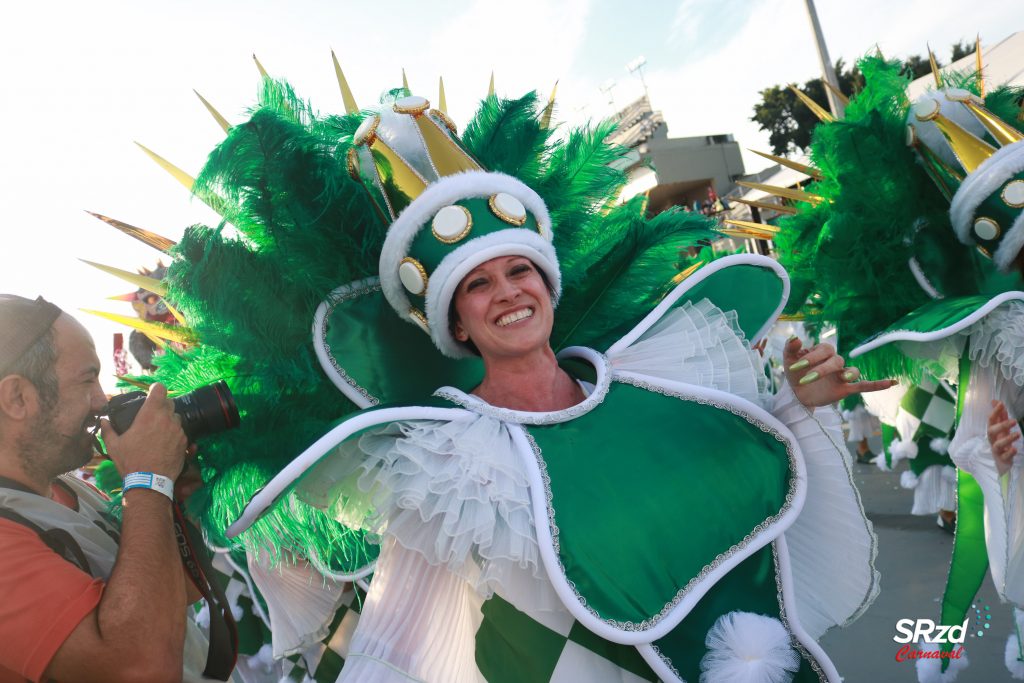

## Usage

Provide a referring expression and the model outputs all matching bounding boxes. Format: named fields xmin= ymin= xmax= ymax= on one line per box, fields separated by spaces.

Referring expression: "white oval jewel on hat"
xmin=432 ymin=205 xmax=473 ymax=243
xmin=399 ymin=257 xmax=429 ymax=296
xmin=408 ymin=307 xmax=430 ymax=333
xmin=973 ymin=217 xmax=1000 ymax=242
xmin=354 ymin=115 xmax=381 ymax=145
xmin=913 ymin=98 xmax=940 ymax=122
xmin=489 ymin=192 xmax=527 ymax=226
xmin=1003 ymin=180 xmax=1024 ymax=209
xmin=905 ymin=124 xmax=917 ymax=147
xmin=394 ymin=96 xmax=430 ymax=116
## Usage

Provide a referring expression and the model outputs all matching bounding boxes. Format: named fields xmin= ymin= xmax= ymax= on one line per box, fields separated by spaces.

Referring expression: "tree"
xmin=751 ymin=59 xmax=863 ymax=155
xmin=751 ymin=44 xmax=966 ymax=156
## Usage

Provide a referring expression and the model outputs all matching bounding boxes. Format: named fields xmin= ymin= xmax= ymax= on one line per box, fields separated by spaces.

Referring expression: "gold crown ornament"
xmin=907 ymin=87 xmax=1024 ymax=270
xmin=347 ymin=93 xmax=559 ymax=358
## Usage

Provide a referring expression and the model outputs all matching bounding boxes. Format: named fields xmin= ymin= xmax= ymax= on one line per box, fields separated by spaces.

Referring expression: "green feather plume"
xmin=777 ymin=55 xmax=1024 ymax=380
xmin=124 ymin=77 xmax=717 ymax=569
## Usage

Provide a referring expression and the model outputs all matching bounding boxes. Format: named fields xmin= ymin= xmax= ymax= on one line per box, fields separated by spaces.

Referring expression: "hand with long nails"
xmin=987 ymin=400 xmax=1020 ymax=476
xmin=782 ymin=336 xmax=897 ymax=408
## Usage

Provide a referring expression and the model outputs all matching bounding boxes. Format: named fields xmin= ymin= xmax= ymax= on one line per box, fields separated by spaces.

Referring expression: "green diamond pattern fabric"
xmin=475 ymin=594 xmax=658 ymax=683
xmin=897 ymin=376 xmax=957 ymax=441
xmin=281 ymin=583 xmax=365 ymax=682
xmin=204 ymin=549 xmax=366 ymax=682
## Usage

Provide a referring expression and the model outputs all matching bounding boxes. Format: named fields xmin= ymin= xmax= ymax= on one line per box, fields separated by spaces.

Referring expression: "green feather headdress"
xmin=98 ymin=74 xmax=715 ymax=569
xmin=775 ymin=55 xmax=1024 ymax=381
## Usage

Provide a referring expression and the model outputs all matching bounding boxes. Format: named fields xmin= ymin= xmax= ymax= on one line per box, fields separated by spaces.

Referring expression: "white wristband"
xmin=122 ymin=472 xmax=175 ymax=501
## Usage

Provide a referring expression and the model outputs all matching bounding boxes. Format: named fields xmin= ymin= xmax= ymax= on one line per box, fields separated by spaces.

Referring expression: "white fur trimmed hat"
xmin=348 ymin=95 xmax=560 ymax=358
xmin=907 ymin=88 xmax=1024 ymax=271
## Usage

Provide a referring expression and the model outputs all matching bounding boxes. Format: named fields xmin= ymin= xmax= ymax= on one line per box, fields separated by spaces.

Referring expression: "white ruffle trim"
xmin=699 ymin=611 xmax=800 ymax=683
xmin=910 ymin=466 xmax=957 ymax=516
xmin=246 ymin=549 xmax=352 ymax=658
xmin=312 ymin=415 xmax=559 ymax=608
xmin=915 ymin=643 xmax=969 ymax=683
xmin=608 ymin=298 xmax=771 ymax=408
xmin=964 ymin=300 xmax=1024 ymax=386
xmin=772 ymin=383 xmax=880 ymax=639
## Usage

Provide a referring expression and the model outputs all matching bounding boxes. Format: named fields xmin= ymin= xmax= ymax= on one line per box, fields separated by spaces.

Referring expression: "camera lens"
xmin=174 ymin=380 xmax=240 ymax=441
xmin=105 ymin=380 xmax=240 ymax=441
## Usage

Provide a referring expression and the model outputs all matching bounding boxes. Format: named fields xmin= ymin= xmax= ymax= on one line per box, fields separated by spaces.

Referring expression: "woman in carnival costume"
xmin=769 ymin=48 xmax=1024 ymax=681
xmin=96 ymin=61 xmax=890 ymax=681
xmin=860 ymin=376 xmax=958 ymax=530
xmin=213 ymin=71 xmax=897 ymax=680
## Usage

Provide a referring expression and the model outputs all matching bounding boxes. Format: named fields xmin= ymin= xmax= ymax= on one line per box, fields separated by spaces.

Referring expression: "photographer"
xmin=0 ymin=294 xmax=234 ymax=683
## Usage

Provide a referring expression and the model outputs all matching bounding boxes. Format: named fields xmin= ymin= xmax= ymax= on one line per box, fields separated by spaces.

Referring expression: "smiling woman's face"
xmin=452 ymin=255 xmax=554 ymax=361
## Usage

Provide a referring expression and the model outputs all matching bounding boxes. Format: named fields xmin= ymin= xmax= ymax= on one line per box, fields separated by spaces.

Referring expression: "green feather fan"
xmin=776 ymin=55 xmax=1024 ymax=381
xmin=128 ymin=78 xmax=717 ymax=568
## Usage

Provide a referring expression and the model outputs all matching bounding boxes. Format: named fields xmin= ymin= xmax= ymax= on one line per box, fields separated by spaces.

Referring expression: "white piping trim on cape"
xmin=225 ymin=405 xmax=477 ymax=538
xmin=773 ymin=534 xmax=842 ymax=683
xmin=950 ymin=141 xmax=1024 ymax=243
xmin=606 ymin=254 xmax=790 ymax=356
xmin=848 ymin=291 xmax=1024 ymax=358
xmin=313 ymin=278 xmax=383 ymax=409
xmin=511 ymin=370 xmax=809 ymax=645
xmin=908 ymin=257 xmax=944 ymax=299
xmin=434 ymin=346 xmax=607 ymax=424
xmin=633 ymin=535 xmax=842 ymax=683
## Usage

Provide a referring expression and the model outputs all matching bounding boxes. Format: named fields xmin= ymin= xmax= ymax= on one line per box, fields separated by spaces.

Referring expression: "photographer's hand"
xmin=46 ymin=382 xmax=190 ymax=682
xmin=100 ymin=383 xmax=188 ymax=480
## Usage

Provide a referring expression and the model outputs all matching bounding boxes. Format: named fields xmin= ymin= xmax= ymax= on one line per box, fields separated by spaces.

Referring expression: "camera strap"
xmin=173 ymin=503 xmax=239 ymax=681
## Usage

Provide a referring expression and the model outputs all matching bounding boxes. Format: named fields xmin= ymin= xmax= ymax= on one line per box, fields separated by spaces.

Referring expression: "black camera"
xmin=106 ymin=380 xmax=241 ymax=442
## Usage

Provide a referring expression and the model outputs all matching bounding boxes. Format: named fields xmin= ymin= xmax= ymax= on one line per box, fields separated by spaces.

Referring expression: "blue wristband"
xmin=122 ymin=471 xmax=175 ymax=501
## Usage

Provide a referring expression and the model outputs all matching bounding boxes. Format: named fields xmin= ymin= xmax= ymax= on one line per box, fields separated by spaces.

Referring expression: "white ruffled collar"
xmin=433 ymin=346 xmax=610 ymax=425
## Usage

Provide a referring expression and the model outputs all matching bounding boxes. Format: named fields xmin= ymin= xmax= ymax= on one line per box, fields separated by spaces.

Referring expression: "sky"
xmin=0 ymin=0 xmax=1019 ymax=390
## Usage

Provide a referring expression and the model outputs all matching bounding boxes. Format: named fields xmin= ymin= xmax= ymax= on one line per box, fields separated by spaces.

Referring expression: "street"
xmin=818 ymin=437 xmax=1014 ymax=682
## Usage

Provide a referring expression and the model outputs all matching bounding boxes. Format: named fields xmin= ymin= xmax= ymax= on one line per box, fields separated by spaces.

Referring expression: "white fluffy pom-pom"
xmin=251 ymin=643 xmax=275 ymax=673
xmin=873 ymin=452 xmax=892 ymax=472
xmin=930 ymin=437 xmax=950 ymax=455
xmin=916 ymin=642 xmax=969 ymax=683
xmin=1008 ymin=608 xmax=1024 ymax=680
xmin=1006 ymin=634 xmax=1024 ymax=679
xmin=699 ymin=611 xmax=800 ymax=683
xmin=194 ymin=602 xmax=210 ymax=629
xmin=891 ymin=437 xmax=919 ymax=462
xmin=901 ymin=470 xmax=920 ymax=489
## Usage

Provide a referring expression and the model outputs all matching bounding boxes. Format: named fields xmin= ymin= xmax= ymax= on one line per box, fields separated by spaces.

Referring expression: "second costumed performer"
xmin=221 ymin=83 xmax=888 ymax=682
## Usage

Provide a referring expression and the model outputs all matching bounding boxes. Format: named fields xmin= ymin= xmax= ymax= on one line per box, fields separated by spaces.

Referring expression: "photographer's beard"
xmin=15 ymin=400 xmax=98 ymax=483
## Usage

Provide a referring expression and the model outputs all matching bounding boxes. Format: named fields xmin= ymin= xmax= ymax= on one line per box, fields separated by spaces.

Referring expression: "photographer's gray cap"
xmin=0 ymin=295 xmax=63 ymax=377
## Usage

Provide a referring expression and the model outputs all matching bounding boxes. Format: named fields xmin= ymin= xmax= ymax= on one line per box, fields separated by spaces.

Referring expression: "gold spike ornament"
xmin=736 ymin=181 xmax=825 ymax=206
xmin=331 ymin=50 xmax=360 ymax=114
xmin=193 ymin=90 xmax=231 ymax=133
xmin=80 ymin=259 xmax=168 ymax=297
xmin=80 ymin=309 xmax=196 ymax=345
xmin=748 ymin=149 xmax=823 ymax=181
xmin=85 ymin=211 xmax=177 ymax=253
xmin=788 ymin=85 xmax=834 ymax=123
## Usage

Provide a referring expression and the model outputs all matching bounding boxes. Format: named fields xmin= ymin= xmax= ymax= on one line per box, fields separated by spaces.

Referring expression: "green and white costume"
xmin=230 ymin=256 xmax=879 ymax=683
xmin=772 ymin=52 xmax=1024 ymax=681
xmin=862 ymin=377 xmax=957 ymax=516
xmin=93 ymin=63 xmax=879 ymax=682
